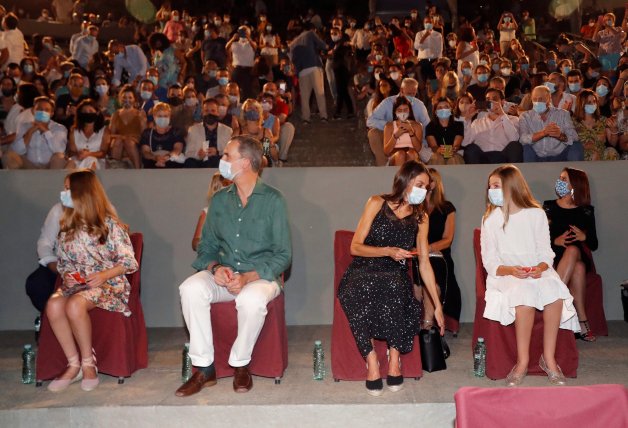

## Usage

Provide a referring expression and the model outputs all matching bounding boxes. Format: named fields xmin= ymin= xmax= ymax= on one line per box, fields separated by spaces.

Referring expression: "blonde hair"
xmin=241 ymin=98 xmax=264 ymax=125
xmin=427 ymin=167 xmax=447 ymax=213
xmin=152 ymin=102 xmax=172 ymax=114
xmin=483 ymin=164 xmax=540 ymax=228
xmin=59 ymin=170 xmax=121 ymax=245
xmin=207 ymin=172 xmax=228 ymax=202
xmin=436 ymin=71 xmax=460 ymax=100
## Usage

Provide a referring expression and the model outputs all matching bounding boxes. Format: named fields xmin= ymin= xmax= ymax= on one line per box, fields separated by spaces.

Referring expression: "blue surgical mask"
xmin=209 ymin=70 xmax=217 ymax=78
xmin=544 ymin=81 xmax=556 ymax=94
xmin=596 ymin=85 xmax=609 ymax=97
xmin=219 ymin=159 xmax=239 ymax=180
xmin=148 ymin=76 xmax=159 ymax=85
xmin=23 ymin=64 xmax=34 ymax=74
xmin=548 ymin=59 xmax=556 ymax=68
xmin=584 ymin=104 xmax=597 ymax=115
xmin=568 ymin=83 xmax=581 ymax=93
xmin=533 ymin=102 xmax=548 ymax=114
xmin=140 ymin=90 xmax=152 ymax=100
xmin=562 ymin=66 xmax=571 ymax=74
xmin=424 ymin=23 xmax=433 ymax=30
xmin=488 ymin=188 xmax=504 ymax=206
xmin=462 ymin=68 xmax=472 ymax=76
xmin=367 ymin=65 xmax=374 ymax=73
xmin=492 ymin=63 xmax=500 ymax=72
xmin=60 ymin=190 xmax=74 ymax=208
xmin=436 ymin=108 xmax=452 ymax=119
xmin=244 ymin=110 xmax=260 ymax=121
xmin=34 ymin=110 xmax=51 ymax=123
xmin=520 ymin=63 xmax=529 ymax=72
xmin=477 ymin=74 xmax=489 ymax=83
xmin=95 ymin=84 xmax=109 ymax=95
xmin=589 ymin=70 xmax=599 ymax=79
xmin=408 ymin=186 xmax=427 ymax=205
xmin=555 ymin=179 xmax=572 ymax=198
xmin=154 ymin=117 xmax=170 ymax=128
xmin=218 ymin=77 xmax=229 ymax=86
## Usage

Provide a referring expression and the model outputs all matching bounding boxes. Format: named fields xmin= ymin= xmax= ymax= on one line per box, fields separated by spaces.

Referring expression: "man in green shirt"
xmin=176 ymin=136 xmax=291 ymax=397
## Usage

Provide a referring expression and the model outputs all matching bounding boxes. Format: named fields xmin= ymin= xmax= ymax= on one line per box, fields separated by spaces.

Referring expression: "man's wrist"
xmin=210 ymin=263 xmax=222 ymax=275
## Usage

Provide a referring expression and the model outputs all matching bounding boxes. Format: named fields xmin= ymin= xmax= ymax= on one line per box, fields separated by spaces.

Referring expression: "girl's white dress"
xmin=480 ymin=207 xmax=579 ymax=331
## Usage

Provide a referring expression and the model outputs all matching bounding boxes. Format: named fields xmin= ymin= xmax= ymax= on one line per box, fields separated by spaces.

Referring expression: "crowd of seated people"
xmin=0 ymin=3 xmax=627 ymax=169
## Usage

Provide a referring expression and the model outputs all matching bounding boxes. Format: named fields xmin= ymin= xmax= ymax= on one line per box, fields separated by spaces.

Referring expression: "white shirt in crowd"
xmin=37 ymin=203 xmax=63 ymax=267
xmin=519 ymin=106 xmax=578 ymax=158
xmin=12 ymin=120 xmax=68 ymax=166
xmin=0 ymin=28 xmax=26 ymax=66
xmin=351 ymin=29 xmax=372 ymax=50
xmin=414 ymin=29 xmax=443 ymax=60
xmin=71 ymin=128 xmax=106 ymax=169
xmin=463 ymin=114 xmax=520 ymax=151
xmin=72 ymin=34 xmax=99 ymax=69
xmin=230 ymin=40 xmax=255 ymax=67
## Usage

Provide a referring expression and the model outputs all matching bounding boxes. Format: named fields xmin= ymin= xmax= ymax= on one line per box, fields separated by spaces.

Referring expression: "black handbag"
xmin=419 ymin=326 xmax=448 ymax=372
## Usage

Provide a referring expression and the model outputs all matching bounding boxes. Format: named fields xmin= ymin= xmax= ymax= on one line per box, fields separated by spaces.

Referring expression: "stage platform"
xmin=1 ymin=322 xmax=627 ymax=427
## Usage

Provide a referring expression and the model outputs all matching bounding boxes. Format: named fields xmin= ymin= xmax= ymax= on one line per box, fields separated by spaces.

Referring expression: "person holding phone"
xmin=497 ymin=12 xmax=518 ymax=57
xmin=383 ymin=96 xmax=423 ymax=166
xmin=226 ymin=26 xmax=257 ymax=100
xmin=481 ymin=165 xmax=578 ymax=387
xmin=338 ymin=161 xmax=444 ymax=396
xmin=45 ymin=170 xmax=138 ymax=392
xmin=543 ymin=168 xmax=599 ymax=341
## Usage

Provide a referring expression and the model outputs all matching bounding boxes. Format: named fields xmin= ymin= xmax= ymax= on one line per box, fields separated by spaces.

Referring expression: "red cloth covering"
xmin=581 ymin=245 xmax=608 ymax=336
xmin=331 ymin=230 xmax=422 ymax=381
xmin=210 ymin=292 xmax=288 ymax=379
xmin=455 ymin=384 xmax=628 ymax=428
xmin=471 ymin=228 xmax=579 ymax=380
xmin=36 ymin=233 xmax=148 ymax=381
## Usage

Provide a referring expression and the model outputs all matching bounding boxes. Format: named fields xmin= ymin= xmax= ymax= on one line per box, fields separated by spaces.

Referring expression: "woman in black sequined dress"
xmin=338 ymin=161 xmax=444 ymax=396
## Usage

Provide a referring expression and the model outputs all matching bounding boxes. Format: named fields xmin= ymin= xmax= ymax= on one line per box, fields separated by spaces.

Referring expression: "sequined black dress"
xmin=338 ymin=202 xmax=422 ymax=358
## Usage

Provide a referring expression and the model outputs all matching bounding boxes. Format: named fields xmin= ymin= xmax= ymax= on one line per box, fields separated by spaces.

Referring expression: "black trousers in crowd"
xmin=334 ymin=67 xmax=354 ymax=117
xmin=232 ymin=65 xmax=255 ymax=100
xmin=184 ymin=156 xmax=220 ymax=168
xmin=463 ymin=141 xmax=523 ymax=164
xmin=25 ymin=265 xmax=58 ymax=312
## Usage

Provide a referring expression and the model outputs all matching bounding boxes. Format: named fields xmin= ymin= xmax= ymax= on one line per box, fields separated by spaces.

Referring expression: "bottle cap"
xmin=24 ymin=344 xmax=32 ymax=350
xmin=478 ymin=337 xmax=484 ymax=343
xmin=184 ymin=342 xmax=190 ymax=349
xmin=314 ymin=340 xmax=322 ymax=346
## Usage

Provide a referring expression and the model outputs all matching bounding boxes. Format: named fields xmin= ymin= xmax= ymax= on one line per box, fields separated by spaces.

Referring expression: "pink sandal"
xmin=47 ymin=355 xmax=83 ymax=392
xmin=80 ymin=353 xmax=99 ymax=392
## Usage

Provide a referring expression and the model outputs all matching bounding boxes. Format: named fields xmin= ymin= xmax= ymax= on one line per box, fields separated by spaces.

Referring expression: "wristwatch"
xmin=210 ymin=264 xmax=222 ymax=275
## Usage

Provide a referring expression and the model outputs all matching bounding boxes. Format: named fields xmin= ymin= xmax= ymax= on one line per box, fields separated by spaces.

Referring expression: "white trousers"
xmin=179 ymin=270 xmax=280 ymax=368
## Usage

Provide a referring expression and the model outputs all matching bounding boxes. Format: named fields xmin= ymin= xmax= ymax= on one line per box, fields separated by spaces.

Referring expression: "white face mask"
xmin=219 ymin=159 xmax=240 ymax=180
xmin=407 ymin=186 xmax=427 ymax=205
xmin=488 ymin=188 xmax=504 ymax=206
xmin=60 ymin=190 xmax=74 ymax=208
xmin=448 ymin=40 xmax=456 ymax=48
xmin=396 ymin=111 xmax=409 ymax=121
xmin=390 ymin=72 xmax=401 ymax=80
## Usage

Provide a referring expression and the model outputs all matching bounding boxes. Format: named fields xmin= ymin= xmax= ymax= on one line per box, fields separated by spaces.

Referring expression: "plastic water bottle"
xmin=34 ymin=316 xmax=41 ymax=343
xmin=313 ymin=340 xmax=325 ymax=380
xmin=22 ymin=344 xmax=35 ymax=384
xmin=182 ymin=343 xmax=192 ymax=383
xmin=473 ymin=337 xmax=486 ymax=377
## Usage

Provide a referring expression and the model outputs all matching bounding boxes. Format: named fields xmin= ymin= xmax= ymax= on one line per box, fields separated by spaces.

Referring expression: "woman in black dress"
xmin=418 ymin=168 xmax=462 ymax=333
xmin=338 ymin=161 xmax=444 ymax=396
xmin=543 ymin=167 xmax=598 ymax=341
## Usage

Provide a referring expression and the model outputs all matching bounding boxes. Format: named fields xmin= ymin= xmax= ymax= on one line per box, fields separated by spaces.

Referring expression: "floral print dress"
xmin=56 ymin=217 xmax=138 ymax=316
xmin=574 ymin=117 xmax=619 ymax=161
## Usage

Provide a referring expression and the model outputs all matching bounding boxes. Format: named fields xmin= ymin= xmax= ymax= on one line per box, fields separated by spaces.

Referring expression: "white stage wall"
xmin=1 ymin=162 xmax=626 ymax=330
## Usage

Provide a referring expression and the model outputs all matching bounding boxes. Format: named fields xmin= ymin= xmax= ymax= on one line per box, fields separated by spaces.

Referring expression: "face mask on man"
xmin=60 ymin=189 xmax=74 ymax=208
xmin=34 ymin=110 xmax=51 ymax=123
xmin=203 ymin=113 xmax=219 ymax=125
xmin=533 ymin=101 xmax=548 ymax=114
xmin=23 ymin=64 xmax=34 ymax=74
xmin=477 ymin=74 xmax=489 ymax=83
xmin=219 ymin=159 xmax=240 ymax=180
xmin=424 ymin=23 xmax=433 ymax=30
xmin=407 ymin=186 xmax=427 ymax=205
xmin=568 ymin=83 xmax=580 ymax=93
xmin=488 ymin=188 xmax=504 ymax=206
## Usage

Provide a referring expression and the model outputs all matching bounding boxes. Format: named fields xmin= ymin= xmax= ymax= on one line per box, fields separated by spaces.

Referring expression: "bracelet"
xmin=210 ymin=264 xmax=222 ymax=275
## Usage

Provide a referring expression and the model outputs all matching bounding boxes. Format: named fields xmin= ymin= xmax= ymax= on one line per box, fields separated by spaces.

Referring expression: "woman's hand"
xmin=434 ymin=305 xmax=445 ymax=336
xmin=527 ymin=263 xmax=548 ymax=279
xmin=64 ymin=273 xmax=79 ymax=286
xmin=387 ymin=247 xmax=413 ymax=261
xmin=569 ymin=225 xmax=586 ymax=242
xmin=554 ymin=230 xmax=573 ymax=247
xmin=86 ymin=271 xmax=109 ymax=288
xmin=498 ymin=265 xmax=529 ymax=279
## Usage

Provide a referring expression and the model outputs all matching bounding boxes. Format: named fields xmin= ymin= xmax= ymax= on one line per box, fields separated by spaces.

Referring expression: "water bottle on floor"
xmin=182 ymin=343 xmax=192 ymax=383
xmin=313 ymin=340 xmax=325 ymax=380
xmin=22 ymin=344 xmax=35 ymax=384
xmin=473 ymin=338 xmax=486 ymax=377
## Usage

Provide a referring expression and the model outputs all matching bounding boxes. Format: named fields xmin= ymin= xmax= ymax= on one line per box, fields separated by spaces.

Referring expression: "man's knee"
xmin=49 ymin=153 xmax=67 ymax=169
xmin=566 ymin=141 xmax=584 ymax=161
xmin=235 ymin=288 xmax=270 ymax=315
xmin=2 ymin=151 xmax=22 ymax=169
xmin=523 ymin=144 xmax=538 ymax=162
xmin=179 ymin=273 xmax=210 ymax=300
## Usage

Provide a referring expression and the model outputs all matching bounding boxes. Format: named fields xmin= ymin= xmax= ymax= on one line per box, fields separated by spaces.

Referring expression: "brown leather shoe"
xmin=175 ymin=369 xmax=217 ymax=397
xmin=233 ymin=366 xmax=253 ymax=393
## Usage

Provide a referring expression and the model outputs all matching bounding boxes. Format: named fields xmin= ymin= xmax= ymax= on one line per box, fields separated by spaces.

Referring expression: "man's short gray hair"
xmin=233 ymin=136 xmax=263 ymax=173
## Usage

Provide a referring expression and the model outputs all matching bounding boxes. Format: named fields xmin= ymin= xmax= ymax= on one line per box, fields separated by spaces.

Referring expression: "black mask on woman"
xmin=78 ymin=112 xmax=98 ymax=123
xmin=1 ymin=88 xmax=14 ymax=97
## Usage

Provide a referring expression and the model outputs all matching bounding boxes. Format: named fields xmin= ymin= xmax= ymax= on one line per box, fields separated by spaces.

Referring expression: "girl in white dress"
xmin=480 ymin=165 xmax=579 ymax=387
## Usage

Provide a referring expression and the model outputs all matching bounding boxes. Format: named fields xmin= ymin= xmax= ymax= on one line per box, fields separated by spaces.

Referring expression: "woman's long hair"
xmin=483 ymin=164 xmax=540 ymax=227
xmin=427 ymin=167 xmax=447 ymax=213
xmin=382 ymin=160 xmax=430 ymax=223
xmin=564 ymin=167 xmax=591 ymax=207
xmin=59 ymin=170 xmax=121 ymax=245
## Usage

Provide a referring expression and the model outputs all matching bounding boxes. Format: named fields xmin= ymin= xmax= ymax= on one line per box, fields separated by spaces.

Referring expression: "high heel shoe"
xmin=539 ymin=355 xmax=566 ymax=386
xmin=366 ymin=378 xmax=384 ymax=396
xmin=80 ymin=353 xmax=100 ymax=392
xmin=576 ymin=320 xmax=596 ymax=342
xmin=505 ymin=365 xmax=527 ymax=387
xmin=48 ymin=355 xmax=83 ymax=392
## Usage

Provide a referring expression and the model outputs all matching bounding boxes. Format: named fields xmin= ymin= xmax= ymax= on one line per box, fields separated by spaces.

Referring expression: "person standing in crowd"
xmin=72 ymin=24 xmax=99 ymax=70
xmin=45 ymin=170 xmax=138 ymax=392
xmin=176 ymin=136 xmax=291 ymax=397
xmin=455 ymin=26 xmax=479 ymax=80
xmin=226 ymin=26 xmax=257 ymax=100
xmin=481 ymin=164 xmax=578 ymax=387
xmin=519 ymin=86 xmax=582 ymax=162
xmin=419 ymin=168 xmax=462 ymax=331
xmin=520 ymin=10 xmax=536 ymax=41
xmin=497 ymin=12 xmax=518 ymax=57
xmin=414 ymin=16 xmax=443 ymax=85
xmin=338 ymin=161 xmax=444 ymax=396
xmin=289 ymin=23 xmax=329 ymax=125
xmin=593 ymin=13 xmax=626 ymax=77
xmin=0 ymin=13 xmax=26 ymax=69
xmin=331 ymin=29 xmax=355 ymax=120
xmin=109 ymin=40 xmax=149 ymax=88
xmin=544 ymin=168 xmax=599 ymax=342
xmin=148 ymin=33 xmax=180 ymax=91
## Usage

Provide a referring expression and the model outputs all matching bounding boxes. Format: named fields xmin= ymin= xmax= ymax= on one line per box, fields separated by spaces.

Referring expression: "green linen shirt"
xmin=192 ymin=179 xmax=292 ymax=285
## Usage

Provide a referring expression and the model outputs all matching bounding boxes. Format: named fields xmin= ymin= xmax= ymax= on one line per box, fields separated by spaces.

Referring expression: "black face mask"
xmin=168 ymin=97 xmax=183 ymax=106
xmin=78 ymin=112 xmax=98 ymax=123
xmin=1 ymin=88 xmax=14 ymax=97
xmin=203 ymin=113 xmax=219 ymax=126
